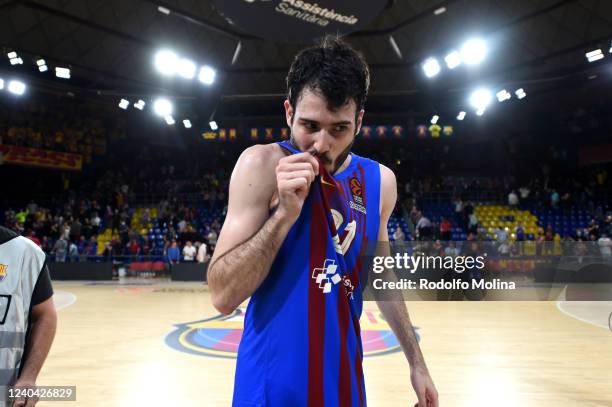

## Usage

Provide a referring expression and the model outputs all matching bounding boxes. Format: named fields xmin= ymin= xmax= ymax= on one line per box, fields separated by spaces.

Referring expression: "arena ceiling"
xmin=1 ymin=0 xmax=611 ymax=123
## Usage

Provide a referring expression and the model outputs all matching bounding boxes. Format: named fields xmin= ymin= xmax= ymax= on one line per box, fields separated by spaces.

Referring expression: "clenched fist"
xmin=275 ymin=152 xmax=320 ymax=223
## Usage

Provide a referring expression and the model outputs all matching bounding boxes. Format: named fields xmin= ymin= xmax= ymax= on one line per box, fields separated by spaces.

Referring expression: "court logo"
xmin=0 ymin=264 xmax=7 ymax=282
xmin=166 ymin=308 xmax=413 ymax=358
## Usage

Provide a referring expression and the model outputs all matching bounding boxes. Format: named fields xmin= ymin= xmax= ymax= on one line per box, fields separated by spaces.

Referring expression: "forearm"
xmin=18 ymin=313 xmax=57 ymax=383
xmin=377 ymin=300 xmax=427 ymax=371
xmin=208 ymin=212 xmax=292 ymax=313
xmin=374 ymin=238 xmax=427 ymax=371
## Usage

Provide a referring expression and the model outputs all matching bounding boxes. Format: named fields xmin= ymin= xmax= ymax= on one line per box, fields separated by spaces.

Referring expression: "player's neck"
xmin=332 ymin=153 xmax=352 ymax=176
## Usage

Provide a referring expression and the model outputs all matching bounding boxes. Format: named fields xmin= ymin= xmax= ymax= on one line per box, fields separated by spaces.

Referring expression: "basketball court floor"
xmin=39 ymin=280 xmax=612 ymax=406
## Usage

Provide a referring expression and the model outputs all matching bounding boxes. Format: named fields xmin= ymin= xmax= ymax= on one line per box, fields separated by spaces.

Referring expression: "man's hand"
xmin=11 ymin=378 xmax=38 ymax=407
xmin=275 ymin=152 xmax=319 ymax=223
xmin=411 ymin=365 xmax=439 ymax=407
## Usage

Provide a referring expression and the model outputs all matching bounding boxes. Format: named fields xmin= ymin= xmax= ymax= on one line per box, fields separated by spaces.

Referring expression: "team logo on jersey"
xmin=166 ymin=308 xmax=415 ymax=358
xmin=0 ymin=264 xmax=7 ymax=282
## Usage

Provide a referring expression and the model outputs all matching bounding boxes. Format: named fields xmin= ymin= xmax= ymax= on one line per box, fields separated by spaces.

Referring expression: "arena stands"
xmin=2 ymin=99 xmax=611 ymax=273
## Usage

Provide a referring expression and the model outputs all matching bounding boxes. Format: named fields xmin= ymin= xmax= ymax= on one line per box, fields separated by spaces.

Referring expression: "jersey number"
xmin=331 ymin=209 xmax=356 ymax=255
xmin=0 ymin=295 xmax=11 ymax=325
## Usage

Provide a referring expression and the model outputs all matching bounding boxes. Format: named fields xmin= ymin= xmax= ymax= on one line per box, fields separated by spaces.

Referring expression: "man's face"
xmin=284 ymin=88 xmax=364 ymax=174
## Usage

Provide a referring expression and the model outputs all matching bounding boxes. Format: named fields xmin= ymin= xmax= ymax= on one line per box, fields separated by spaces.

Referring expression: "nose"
xmin=312 ymin=129 xmax=332 ymax=155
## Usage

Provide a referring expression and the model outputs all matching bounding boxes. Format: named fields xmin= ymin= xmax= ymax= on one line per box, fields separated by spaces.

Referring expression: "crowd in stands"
xmin=3 ymin=164 xmax=610 ymax=266
xmin=0 ymin=99 xmax=126 ymax=163
xmin=2 ymin=99 xmax=611 ymax=266
xmin=2 ymin=194 xmax=223 ymax=265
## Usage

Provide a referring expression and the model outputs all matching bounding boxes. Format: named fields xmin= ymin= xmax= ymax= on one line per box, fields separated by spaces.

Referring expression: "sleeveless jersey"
xmin=233 ymin=141 xmax=381 ymax=407
xmin=0 ymin=228 xmax=44 ymax=406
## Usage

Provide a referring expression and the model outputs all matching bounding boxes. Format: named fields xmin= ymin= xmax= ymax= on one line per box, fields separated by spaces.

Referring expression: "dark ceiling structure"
xmin=1 ymin=0 xmax=611 ymax=126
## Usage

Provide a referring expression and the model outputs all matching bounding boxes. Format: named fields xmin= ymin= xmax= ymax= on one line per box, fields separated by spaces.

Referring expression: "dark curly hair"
xmin=286 ymin=35 xmax=370 ymax=122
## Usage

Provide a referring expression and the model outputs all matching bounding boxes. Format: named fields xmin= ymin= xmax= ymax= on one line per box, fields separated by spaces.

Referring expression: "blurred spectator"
xmin=508 ymin=190 xmax=519 ymax=207
xmin=416 ymin=212 xmax=432 ymax=240
xmin=495 ymin=227 xmax=508 ymax=244
xmin=26 ymin=230 xmax=41 ymax=247
xmin=587 ymin=219 xmax=600 ymax=239
xmin=467 ymin=213 xmax=479 ymax=235
xmin=118 ymin=221 xmax=129 ymax=245
xmin=439 ymin=218 xmax=452 ymax=241
xmin=128 ymin=238 xmax=141 ymax=256
xmin=196 ymin=241 xmax=209 ymax=263
xmin=533 ymin=231 xmax=543 ymax=256
xmin=519 ymin=185 xmax=530 ymax=205
xmin=102 ymin=242 xmax=112 ymax=259
xmin=550 ymin=189 xmax=560 ymax=210
xmin=544 ymin=225 xmax=555 ymax=255
xmin=182 ymin=241 xmax=197 ymax=262
xmin=86 ymin=236 xmax=98 ymax=256
xmin=167 ymin=240 xmax=180 ymax=264
xmin=598 ymin=233 xmax=611 ymax=259
xmin=498 ymin=240 xmax=511 ymax=257
xmin=68 ymin=241 xmax=79 ymax=262
xmin=53 ymin=236 xmax=68 ymax=262
xmin=69 ymin=217 xmax=82 ymax=241
xmin=77 ymin=236 xmax=87 ymax=254
xmin=206 ymin=227 xmax=218 ymax=251
xmin=141 ymin=236 xmax=152 ymax=256
xmin=515 ymin=222 xmax=525 ymax=254
xmin=165 ymin=225 xmax=178 ymax=243
xmin=393 ymin=227 xmax=405 ymax=242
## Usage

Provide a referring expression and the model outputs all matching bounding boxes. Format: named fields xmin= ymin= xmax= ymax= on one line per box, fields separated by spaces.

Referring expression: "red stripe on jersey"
xmin=352 ymin=314 xmax=365 ymax=407
xmin=308 ymin=188 xmax=327 ymax=407
xmin=357 ymin=163 xmax=367 ymax=208
xmin=338 ymin=280 xmax=352 ymax=407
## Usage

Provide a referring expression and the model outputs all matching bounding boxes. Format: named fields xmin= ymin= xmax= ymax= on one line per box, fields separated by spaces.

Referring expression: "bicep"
xmin=211 ymin=147 xmax=276 ymax=264
xmin=31 ymin=297 xmax=56 ymax=321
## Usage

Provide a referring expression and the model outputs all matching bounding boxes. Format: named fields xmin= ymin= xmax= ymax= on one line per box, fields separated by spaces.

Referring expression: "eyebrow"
xmin=299 ymin=118 xmax=352 ymax=126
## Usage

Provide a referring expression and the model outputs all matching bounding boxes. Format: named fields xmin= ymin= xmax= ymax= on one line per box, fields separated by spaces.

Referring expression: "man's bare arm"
xmin=16 ymin=297 xmax=57 ymax=385
xmin=208 ymin=145 xmax=318 ymax=314
xmin=375 ymin=165 xmax=427 ymax=369
xmin=375 ymin=164 xmax=438 ymax=406
xmin=209 ymin=211 xmax=293 ymax=314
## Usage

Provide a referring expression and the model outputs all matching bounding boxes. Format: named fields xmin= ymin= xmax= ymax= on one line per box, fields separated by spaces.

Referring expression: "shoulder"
xmin=378 ymin=163 xmax=397 ymax=193
xmin=228 ymin=144 xmax=286 ymax=205
xmin=0 ymin=226 xmax=18 ymax=245
xmin=375 ymin=163 xmax=397 ymax=219
xmin=235 ymin=143 xmax=285 ymax=173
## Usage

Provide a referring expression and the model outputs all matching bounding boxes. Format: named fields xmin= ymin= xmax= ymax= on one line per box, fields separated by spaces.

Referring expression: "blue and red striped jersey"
xmin=233 ymin=140 xmax=382 ymax=407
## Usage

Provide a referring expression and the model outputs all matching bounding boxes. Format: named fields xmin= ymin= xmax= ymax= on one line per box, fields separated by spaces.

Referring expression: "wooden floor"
xmin=37 ymin=280 xmax=612 ymax=407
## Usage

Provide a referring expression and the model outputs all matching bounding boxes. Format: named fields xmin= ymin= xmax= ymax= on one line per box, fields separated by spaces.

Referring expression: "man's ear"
xmin=355 ymin=109 xmax=365 ymax=135
xmin=284 ymin=100 xmax=293 ymax=128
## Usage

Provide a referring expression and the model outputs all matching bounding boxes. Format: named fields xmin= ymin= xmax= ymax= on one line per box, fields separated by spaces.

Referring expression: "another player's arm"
xmin=375 ymin=164 xmax=438 ymax=407
xmin=208 ymin=145 xmax=318 ymax=315
xmin=13 ymin=296 xmax=57 ymax=393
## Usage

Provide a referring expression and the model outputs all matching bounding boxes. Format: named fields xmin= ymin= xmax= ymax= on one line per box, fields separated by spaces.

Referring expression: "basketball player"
xmin=0 ymin=226 xmax=57 ymax=407
xmin=208 ymin=37 xmax=438 ymax=407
